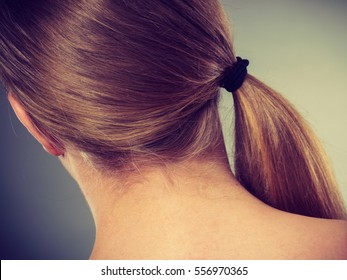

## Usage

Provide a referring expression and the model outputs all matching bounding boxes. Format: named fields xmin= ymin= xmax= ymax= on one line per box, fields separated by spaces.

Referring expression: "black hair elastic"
xmin=220 ymin=57 xmax=249 ymax=93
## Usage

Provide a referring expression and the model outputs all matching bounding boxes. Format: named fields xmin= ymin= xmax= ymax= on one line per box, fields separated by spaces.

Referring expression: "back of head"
xmin=0 ymin=0 xmax=346 ymax=219
xmin=0 ymin=0 xmax=234 ymax=169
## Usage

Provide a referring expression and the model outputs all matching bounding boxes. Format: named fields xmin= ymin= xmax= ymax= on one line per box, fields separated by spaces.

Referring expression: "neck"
xmin=62 ymin=149 xmax=257 ymax=259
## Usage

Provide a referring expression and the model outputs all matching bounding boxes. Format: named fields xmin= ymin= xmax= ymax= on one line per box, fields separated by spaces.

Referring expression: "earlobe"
xmin=42 ymin=142 xmax=64 ymax=157
xmin=8 ymin=93 xmax=64 ymax=157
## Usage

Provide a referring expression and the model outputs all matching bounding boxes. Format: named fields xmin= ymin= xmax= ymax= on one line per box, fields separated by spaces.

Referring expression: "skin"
xmin=8 ymin=94 xmax=347 ymax=260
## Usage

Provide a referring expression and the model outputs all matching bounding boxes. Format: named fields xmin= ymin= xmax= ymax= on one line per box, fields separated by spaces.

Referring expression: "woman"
xmin=0 ymin=0 xmax=346 ymax=259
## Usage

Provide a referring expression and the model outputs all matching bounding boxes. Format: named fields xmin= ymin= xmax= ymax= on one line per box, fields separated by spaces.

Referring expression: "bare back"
xmin=89 ymin=184 xmax=347 ymax=260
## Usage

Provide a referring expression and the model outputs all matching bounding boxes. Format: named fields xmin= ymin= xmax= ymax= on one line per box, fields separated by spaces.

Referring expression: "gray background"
xmin=1 ymin=0 xmax=346 ymax=259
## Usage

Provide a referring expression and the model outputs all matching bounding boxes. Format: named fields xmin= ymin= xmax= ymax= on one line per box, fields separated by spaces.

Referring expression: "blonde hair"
xmin=0 ymin=0 xmax=345 ymax=218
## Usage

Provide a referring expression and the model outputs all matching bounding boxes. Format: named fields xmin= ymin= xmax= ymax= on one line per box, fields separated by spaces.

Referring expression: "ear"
xmin=8 ymin=93 xmax=64 ymax=156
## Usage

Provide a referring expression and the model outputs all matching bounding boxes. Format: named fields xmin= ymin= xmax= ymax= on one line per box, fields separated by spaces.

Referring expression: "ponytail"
xmin=232 ymin=75 xmax=346 ymax=219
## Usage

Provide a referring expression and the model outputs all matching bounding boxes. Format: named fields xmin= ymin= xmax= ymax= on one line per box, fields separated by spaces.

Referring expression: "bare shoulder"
xmin=305 ymin=218 xmax=347 ymax=259
xmin=271 ymin=211 xmax=347 ymax=259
